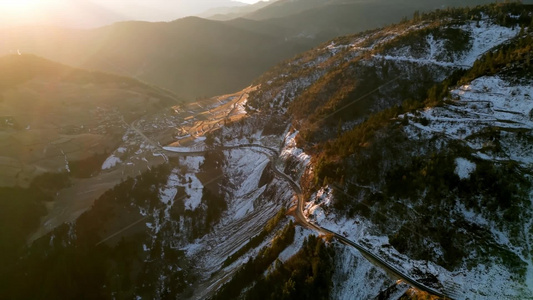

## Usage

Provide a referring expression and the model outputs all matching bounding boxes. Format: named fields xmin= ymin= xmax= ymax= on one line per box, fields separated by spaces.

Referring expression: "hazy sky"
xmin=0 ymin=0 xmax=265 ymax=28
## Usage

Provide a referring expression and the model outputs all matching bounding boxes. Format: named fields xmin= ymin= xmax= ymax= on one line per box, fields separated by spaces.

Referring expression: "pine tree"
xmin=413 ymin=10 xmax=420 ymax=21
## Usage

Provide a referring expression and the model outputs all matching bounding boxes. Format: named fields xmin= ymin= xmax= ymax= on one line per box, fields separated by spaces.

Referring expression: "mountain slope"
xmin=0 ymin=54 xmax=182 ymax=294
xmin=200 ymin=0 xmax=274 ymax=21
xmin=244 ymin=2 xmax=533 ymax=299
xmin=246 ymin=0 xmax=499 ymax=20
xmin=0 ymin=54 xmax=178 ymax=187
xmin=0 ymin=0 xmax=501 ymax=101
xmin=0 ymin=17 xmax=309 ymax=100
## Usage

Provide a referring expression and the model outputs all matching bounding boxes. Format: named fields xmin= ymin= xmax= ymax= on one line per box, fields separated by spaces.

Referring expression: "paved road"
xmin=127 ymin=119 xmax=455 ymax=299
xmin=165 ymin=144 xmax=454 ymax=299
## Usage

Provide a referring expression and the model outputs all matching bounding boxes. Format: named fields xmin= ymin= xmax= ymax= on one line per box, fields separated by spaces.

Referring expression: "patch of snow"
xmin=183 ymin=174 xmax=203 ymax=211
xmin=458 ymin=20 xmax=520 ymax=66
xmin=373 ymin=54 xmax=458 ymax=67
xmin=60 ymin=149 xmax=70 ymax=173
xmin=233 ymin=185 xmax=266 ymax=220
xmin=376 ymin=20 xmax=519 ymax=69
xmin=331 ymin=244 xmax=395 ymax=300
xmin=405 ymin=76 xmax=533 ymax=167
xmin=325 ymin=41 xmax=351 ymax=55
xmin=450 ymin=263 xmax=531 ymax=300
xmin=139 ymin=207 xmax=147 ymax=217
xmin=281 ymin=130 xmax=311 ymax=166
xmin=182 ymin=242 xmax=203 ymax=257
xmin=116 ymin=147 xmax=127 ymax=154
xmin=163 ymin=146 xmax=206 ymax=153
xmin=455 ymin=201 xmax=490 ymax=227
xmin=101 ymin=155 xmax=121 ymax=170
xmin=159 ymin=173 xmax=179 ymax=205
xmin=306 ymin=186 xmax=334 ymax=223
xmin=278 ymin=227 xmax=313 ymax=262
xmin=454 ymin=157 xmax=476 ymax=180
xmin=181 ymin=156 xmax=205 ymax=172
xmin=224 ymin=149 xmax=269 ymax=201
xmin=235 ymin=96 xmax=248 ymax=115
xmin=313 ymin=194 xmax=533 ymax=300
xmin=396 ymin=74 xmax=533 ymax=297
xmin=524 ymin=187 xmax=533 ymax=294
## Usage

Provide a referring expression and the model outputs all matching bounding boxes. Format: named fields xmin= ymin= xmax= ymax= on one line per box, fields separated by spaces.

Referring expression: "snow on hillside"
xmin=159 ymin=173 xmax=179 ymax=206
xmin=458 ymin=20 xmax=519 ymax=66
xmin=331 ymin=245 xmax=398 ymax=300
xmin=253 ymin=17 xmax=519 ymax=118
xmin=395 ymin=74 xmax=533 ymax=299
xmin=280 ymin=130 xmax=311 ymax=168
xmin=224 ymin=149 xmax=268 ymax=202
xmin=183 ymin=147 xmax=295 ymax=299
xmin=101 ymin=155 xmax=121 ymax=170
xmin=277 ymin=227 xmax=313 ymax=262
xmin=454 ymin=157 xmax=476 ymax=180
xmin=253 ymin=23 xmax=432 ymax=113
xmin=403 ymin=75 xmax=533 ymax=167
xmin=302 ymin=187 xmax=401 ymax=299
xmin=375 ymin=20 xmax=519 ymax=68
xmin=306 ymin=188 xmax=533 ymax=299
xmin=181 ymin=157 xmax=204 ymax=210
xmin=303 ymin=189 xmax=415 ymax=299
xmin=156 ymin=156 xmax=206 ymax=218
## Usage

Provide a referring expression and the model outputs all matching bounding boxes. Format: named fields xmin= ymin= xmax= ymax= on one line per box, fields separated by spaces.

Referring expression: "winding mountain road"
xmin=128 ymin=118 xmax=454 ymax=299
xmin=163 ymin=143 xmax=453 ymax=299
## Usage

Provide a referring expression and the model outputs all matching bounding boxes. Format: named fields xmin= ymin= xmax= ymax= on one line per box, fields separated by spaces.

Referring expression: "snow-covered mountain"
xmin=242 ymin=3 xmax=533 ymax=299
xmin=2 ymin=2 xmax=532 ymax=300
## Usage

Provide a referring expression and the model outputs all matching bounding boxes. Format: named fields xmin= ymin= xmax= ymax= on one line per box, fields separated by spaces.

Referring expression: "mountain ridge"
xmin=0 ymin=0 xmax=502 ymax=100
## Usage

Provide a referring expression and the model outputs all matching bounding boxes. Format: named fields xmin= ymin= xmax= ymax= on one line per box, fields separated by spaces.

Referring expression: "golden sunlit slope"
xmin=0 ymin=54 xmax=178 ymax=187
xmin=0 ymin=17 xmax=308 ymax=100
xmin=0 ymin=0 xmax=501 ymax=102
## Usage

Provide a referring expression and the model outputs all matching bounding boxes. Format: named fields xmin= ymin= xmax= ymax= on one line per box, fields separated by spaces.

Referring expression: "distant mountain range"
xmin=0 ymin=0 xmax=500 ymax=100
xmin=201 ymin=1 xmax=275 ymax=21
xmin=0 ymin=0 xmax=253 ymax=28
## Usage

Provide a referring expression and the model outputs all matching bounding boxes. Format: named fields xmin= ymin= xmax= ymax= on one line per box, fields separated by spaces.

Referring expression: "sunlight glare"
xmin=0 ymin=0 xmax=56 ymax=26
xmin=0 ymin=0 xmax=40 ymax=13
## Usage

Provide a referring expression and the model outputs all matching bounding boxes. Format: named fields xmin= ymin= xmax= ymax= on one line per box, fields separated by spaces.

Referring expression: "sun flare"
xmin=0 ymin=0 xmax=41 ymax=14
